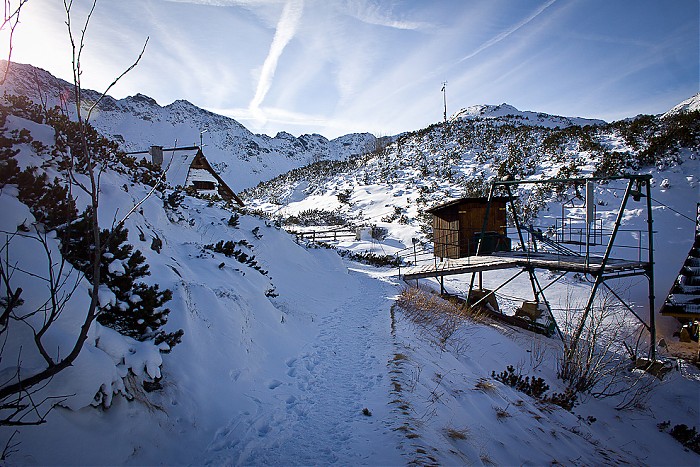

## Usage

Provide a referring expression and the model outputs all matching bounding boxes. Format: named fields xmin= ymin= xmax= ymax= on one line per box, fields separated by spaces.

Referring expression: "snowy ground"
xmin=7 ymin=250 xmax=700 ymax=465
xmin=2 ymin=109 xmax=699 ymax=465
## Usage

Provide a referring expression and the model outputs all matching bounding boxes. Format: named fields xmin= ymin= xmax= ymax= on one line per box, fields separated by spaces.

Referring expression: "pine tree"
xmin=60 ymin=213 xmax=182 ymax=350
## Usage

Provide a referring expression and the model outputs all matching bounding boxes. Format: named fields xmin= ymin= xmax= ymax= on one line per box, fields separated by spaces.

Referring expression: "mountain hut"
xmin=148 ymin=145 xmax=244 ymax=206
xmin=427 ymin=197 xmax=511 ymax=259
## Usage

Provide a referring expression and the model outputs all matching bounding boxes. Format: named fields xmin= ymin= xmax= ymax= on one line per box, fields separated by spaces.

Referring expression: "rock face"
xmin=0 ymin=61 xmax=377 ymax=191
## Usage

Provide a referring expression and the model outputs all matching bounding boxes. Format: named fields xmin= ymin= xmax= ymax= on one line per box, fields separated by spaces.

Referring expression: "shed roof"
xmin=426 ymin=196 xmax=512 ymax=214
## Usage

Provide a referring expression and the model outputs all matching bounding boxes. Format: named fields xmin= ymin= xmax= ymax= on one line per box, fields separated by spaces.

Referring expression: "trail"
xmin=201 ymin=265 xmax=404 ymax=465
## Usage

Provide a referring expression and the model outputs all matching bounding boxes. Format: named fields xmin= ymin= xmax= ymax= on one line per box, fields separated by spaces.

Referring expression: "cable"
xmin=650 ymin=197 xmax=696 ymax=223
xmin=603 ymin=187 xmax=696 ymax=223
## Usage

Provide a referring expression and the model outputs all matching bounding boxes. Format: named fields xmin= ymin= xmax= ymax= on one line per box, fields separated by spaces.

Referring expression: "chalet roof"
xmin=160 ymin=146 xmax=200 ymax=187
xmin=426 ymin=196 xmax=512 ymax=214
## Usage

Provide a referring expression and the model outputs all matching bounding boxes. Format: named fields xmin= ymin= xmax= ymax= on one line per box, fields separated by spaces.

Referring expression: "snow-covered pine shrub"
xmin=227 ymin=213 xmax=240 ymax=228
xmin=16 ymin=167 xmax=77 ymax=230
xmin=639 ymin=110 xmax=699 ymax=166
xmin=381 ymin=206 xmax=404 ymax=223
xmin=204 ymin=240 xmax=269 ymax=276
xmin=662 ymin=423 xmax=700 ymax=454
xmin=60 ymin=210 xmax=183 ymax=351
xmin=2 ymin=103 xmax=184 ymax=351
xmin=163 ymin=189 xmax=185 ymax=210
xmin=492 ymin=365 xmax=550 ymax=399
xmin=491 ymin=365 xmax=577 ymax=410
xmin=285 ymin=208 xmax=350 ymax=227
xmin=45 ymin=107 xmax=123 ymax=174
xmin=337 ymin=188 xmax=352 ymax=204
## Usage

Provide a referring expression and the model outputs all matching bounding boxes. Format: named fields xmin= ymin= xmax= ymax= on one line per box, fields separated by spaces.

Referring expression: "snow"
xmin=451 ymin=103 xmax=607 ymax=128
xmin=0 ymin=61 xmax=378 ymax=192
xmin=664 ymin=92 xmax=700 ymax=118
xmin=0 ymin=66 xmax=699 ymax=465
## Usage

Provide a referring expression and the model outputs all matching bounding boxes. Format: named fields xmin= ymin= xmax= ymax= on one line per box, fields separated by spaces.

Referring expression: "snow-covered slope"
xmin=451 ymin=102 xmax=606 ymax=128
xmin=664 ymin=92 xmax=700 ymax=118
xmin=0 ymin=61 xmax=376 ymax=191
xmin=245 ymin=95 xmax=700 ymax=339
xmin=1 ymin=65 xmax=699 ymax=465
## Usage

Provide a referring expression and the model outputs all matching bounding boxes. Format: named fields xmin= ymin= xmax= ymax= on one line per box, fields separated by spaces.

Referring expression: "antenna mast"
xmin=441 ymin=81 xmax=447 ymax=123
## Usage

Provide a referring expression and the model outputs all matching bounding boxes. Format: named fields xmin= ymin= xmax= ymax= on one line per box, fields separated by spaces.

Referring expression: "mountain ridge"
xmin=0 ymin=61 xmax=377 ymax=191
xmin=451 ymin=103 xmax=607 ymax=128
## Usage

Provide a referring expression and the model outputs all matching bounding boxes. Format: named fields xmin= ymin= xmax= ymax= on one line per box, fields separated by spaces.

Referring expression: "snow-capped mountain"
xmin=663 ymin=92 xmax=700 ymax=118
xmin=450 ymin=103 xmax=607 ymax=128
xmin=1 ymin=57 xmax=699 ymax=465
xmin=244 ymin=92 xmax=699 ymax=333
xmin=0 ymin=61 xmax=377 ymax=191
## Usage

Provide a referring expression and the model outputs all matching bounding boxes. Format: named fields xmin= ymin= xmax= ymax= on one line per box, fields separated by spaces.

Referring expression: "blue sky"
xmin=4 ymin=0 xmax=698 ymax=138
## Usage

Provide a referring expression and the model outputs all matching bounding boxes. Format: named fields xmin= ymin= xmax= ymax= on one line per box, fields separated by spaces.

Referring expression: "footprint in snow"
xmin=268 ymin=380 xmax=282 ymax=390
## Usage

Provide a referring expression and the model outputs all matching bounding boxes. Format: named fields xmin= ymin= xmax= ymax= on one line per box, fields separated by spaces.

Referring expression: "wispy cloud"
xmin=249 ymin=0 xmax=304 ymax=123
xmin=458 ymin=0 xmax=557 ymax=63
xmin=340 ymin=0 xmax=432 ymax=30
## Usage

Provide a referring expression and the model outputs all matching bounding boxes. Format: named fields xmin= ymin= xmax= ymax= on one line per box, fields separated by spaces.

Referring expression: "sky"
xmin=2 ymin=0 xmax=698 ymax=138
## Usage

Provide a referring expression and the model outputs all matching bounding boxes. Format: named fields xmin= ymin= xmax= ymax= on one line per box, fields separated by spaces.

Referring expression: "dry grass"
xmin=474 ymin=378 xmax=497 ymax=392
xmin=395 ymin=287 xmax=485 ymax=345
xmin=494 ymin=405 xmax=511 ymax=420
xmin=445 ymin=427 xmax=470 ymax=440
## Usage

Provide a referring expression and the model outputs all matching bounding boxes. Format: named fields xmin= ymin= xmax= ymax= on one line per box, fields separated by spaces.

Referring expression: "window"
xmin=192 ymin=180 xmax=216 ymax=190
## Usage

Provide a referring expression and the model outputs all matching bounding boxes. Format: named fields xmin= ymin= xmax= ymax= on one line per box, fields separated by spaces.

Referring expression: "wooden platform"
xmin=401 ymin=251 xmax=649 ymax=281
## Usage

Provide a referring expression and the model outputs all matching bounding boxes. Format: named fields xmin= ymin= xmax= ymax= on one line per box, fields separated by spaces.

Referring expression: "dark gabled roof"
xmin=426 ymin=196 xmax=512 ymax=214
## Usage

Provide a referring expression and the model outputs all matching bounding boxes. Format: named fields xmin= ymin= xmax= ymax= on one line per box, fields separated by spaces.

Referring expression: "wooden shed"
xmin=427 ymin=197 xmax=511 ymax=259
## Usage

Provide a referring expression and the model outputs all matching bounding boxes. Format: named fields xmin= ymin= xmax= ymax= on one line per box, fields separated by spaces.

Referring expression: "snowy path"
xmin=201 ymin=266 xmax=404 ymax=465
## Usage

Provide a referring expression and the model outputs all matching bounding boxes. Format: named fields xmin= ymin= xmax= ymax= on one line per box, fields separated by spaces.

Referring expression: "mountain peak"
xmin=663 ymin=93 xmax=700 ymax=118
xmin=125 ymin=93 xmax=159 ymax=106
xmin=451 ymin=103 xmax=606 ymax=128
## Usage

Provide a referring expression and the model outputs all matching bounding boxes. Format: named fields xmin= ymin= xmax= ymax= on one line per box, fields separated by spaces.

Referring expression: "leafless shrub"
xmin=494 ymin=405 xmax=511 ymax=420
xmin=0 ymin=0 xmax=28 ymax=85
xmin=558 ymin=289 xmax=658 ymax=407
xmin=529 ymin=337 xmax=547 ymax=370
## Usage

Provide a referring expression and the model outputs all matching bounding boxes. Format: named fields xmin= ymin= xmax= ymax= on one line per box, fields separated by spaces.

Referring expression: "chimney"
xmin=149 ymin=145 xmax=164 ymax=166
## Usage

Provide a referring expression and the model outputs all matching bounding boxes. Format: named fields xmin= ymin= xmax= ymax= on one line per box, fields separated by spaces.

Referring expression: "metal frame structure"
xmin=478 ymin=174 xmax=656 ymax=359
xmin=402 ymin=174 xmax=657 ymax=359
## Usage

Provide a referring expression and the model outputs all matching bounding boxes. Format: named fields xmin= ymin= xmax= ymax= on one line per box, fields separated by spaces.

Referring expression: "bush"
xmin=492 ymin=365 xmax=578 ymax=410
xmin=2 ymin=112 xmax=182 ymax=351
xmin=60 ymin=211 xmax=182 ymax=350
xmin=492 ymin=365 xmax=550 ymax=399
xmin=204 ymin=240 xmax=269 ymax=276
xmin=658 ymin=421 xmax=700 ymax=454
xmin=227 ymin=213 xmax=240 ymax=228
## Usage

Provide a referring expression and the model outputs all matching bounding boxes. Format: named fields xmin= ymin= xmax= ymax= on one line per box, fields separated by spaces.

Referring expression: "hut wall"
xmin=430 ymin=197 xmax=510 ymax=259
xmin=458 ymin=201 xmax=508 ymax=256
xmin=432 ymin=211 xmax=460 ymax=259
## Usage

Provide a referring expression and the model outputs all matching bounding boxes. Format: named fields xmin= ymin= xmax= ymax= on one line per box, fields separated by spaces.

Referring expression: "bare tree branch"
xmin=0 ymin=0 xmax=28 ymax=86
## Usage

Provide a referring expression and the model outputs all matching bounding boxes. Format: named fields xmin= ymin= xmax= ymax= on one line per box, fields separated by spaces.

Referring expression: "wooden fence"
xmin=286 ymin=227 xmax=357 ymax=243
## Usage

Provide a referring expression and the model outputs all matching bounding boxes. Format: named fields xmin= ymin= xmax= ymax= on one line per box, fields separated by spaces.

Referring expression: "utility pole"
xmin=441 ymin=81 xmax=447 ymax=123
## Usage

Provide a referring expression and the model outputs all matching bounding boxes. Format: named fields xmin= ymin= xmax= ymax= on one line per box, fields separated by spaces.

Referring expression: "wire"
xmin=603 ymin=187 xmax=696 ymax=223
xmin=650 ymin=197 xmax=696 ymax=223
